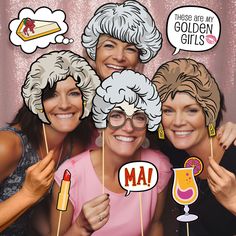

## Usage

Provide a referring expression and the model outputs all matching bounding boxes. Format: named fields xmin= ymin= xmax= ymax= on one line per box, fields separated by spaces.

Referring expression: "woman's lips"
xmin=206 ymin=34 xmax=217 ymax=44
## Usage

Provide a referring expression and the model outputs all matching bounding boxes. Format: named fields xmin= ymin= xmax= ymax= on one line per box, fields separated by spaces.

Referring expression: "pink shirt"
xmin=55 ymin=149 xmax=172 ymax=236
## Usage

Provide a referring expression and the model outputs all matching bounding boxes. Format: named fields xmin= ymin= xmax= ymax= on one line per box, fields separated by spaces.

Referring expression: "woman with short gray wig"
xmin=0 ymin=50 xmax=100 ymax=235
xmin=92 ymin=70 xmax=162 ymax=131
xmin=82 ymin=0 xmax=162 ymax=80
xmin=22 ymin=50 xmax=100 ymax=123
xmin=50 ymin=69 xmax=172 ymax=235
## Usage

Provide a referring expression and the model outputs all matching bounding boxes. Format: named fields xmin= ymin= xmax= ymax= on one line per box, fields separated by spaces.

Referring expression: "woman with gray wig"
xmin=22 ymin=50 xmax=99 ymax=124
xmin=82 ymin=0 xmax=162 ymax=80
xmin=0 ymin=50 xmax=100 ymax=235
xmin=92 ymin=69 xmax=162 ymax=131
xmin=50 ymin=70 xmax=172 ymax=235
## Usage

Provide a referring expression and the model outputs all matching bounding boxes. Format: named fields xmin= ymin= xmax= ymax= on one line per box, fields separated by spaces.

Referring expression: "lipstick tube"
xmin=56 ymin=169 xmax=71 ymax=211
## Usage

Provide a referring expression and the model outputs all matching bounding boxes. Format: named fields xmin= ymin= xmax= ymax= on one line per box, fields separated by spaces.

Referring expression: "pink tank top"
xmin=55 ymin=149 xmax=172 ymax=236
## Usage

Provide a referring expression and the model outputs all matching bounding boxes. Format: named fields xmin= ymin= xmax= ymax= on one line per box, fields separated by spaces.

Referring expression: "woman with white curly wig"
xmin=82 ymin=0 xmax=162 ymax=80
xmin=0 ymin=50 xmax=100 ymax=235
xmin=50 ymin=70 xmax=172 ymax=236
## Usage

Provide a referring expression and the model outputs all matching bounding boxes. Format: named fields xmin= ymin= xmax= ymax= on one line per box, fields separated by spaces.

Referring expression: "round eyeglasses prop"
xmin=108 ymin=110 xmax=148 ymax=130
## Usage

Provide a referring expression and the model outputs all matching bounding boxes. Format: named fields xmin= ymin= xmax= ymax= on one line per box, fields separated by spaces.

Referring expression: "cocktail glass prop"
xmin=172 ymin=167 xmax=198 ymax=222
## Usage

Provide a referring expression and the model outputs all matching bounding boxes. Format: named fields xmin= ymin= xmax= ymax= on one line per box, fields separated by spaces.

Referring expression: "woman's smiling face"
xmin=162 ymin=92 xmax=208 ymax=153
xmin=95 ymin=35 xmax=139 ymax=80
xmin=104 ymin=101 xmax=146 ymax=158
xmin=43 ymin=77 xmax=83 ymax=134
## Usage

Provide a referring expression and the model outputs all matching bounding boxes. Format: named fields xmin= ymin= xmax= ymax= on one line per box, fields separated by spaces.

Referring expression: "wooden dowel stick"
xmin=139 ymin=192 xmax=144 ymax=236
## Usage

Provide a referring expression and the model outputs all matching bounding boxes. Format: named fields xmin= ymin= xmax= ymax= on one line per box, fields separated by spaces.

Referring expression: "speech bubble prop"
xmin=119 ymin=161 xmax=158 ymax=196
xmin=167 ymin=6 xmax=221 ymax=55
xmin=9 ymin=7 xmax=74 ymax=53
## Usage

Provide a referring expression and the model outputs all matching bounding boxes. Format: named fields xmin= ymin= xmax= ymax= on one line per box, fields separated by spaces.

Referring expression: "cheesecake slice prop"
xmin=17 ymin=18 xmax=61 ymax=41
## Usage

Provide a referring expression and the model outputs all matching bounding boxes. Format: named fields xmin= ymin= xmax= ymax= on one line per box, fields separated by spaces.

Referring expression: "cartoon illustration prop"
xmin=119 ymin=161 xmax=158 ymax=236
xmin=82 ymin=0 xmax=162 ymax=64
xmin=21 ymin=50 xmax=100 ymax=124
xmin=167 ymin=6 xmax=221 ymax=55
xmin=17 ymin=18 xmax=61 ymax=41
xmin=119 ymin=161 xmax=158 ymax=197
xmin=172 ymin=167 xmax=199 ymax=236
xmin=56 ymin=169 xmax=71 ymax=236
xmin=18 ymin=50 xmax=100 ymax=235
xmin=154 ymin=58 xmax=222 ymax=235
xmin=184 ymin=157 xmax=203 ymax=177
xmin=9 ymin=7 xmax=73 ymax=53
xmin=92 ymin=69 xmax=162 ymax=236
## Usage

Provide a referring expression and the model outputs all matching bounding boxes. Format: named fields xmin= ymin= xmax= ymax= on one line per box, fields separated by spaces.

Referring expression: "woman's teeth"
xmin=55 ymin=113 xmax=73 ymax=119
xmin=115 ymin=136 xmax=134 ymax=142
xmin=174 ymin=131 xmax=192 ymax=136
xmin=107 ymin=64 xmax=125 ymax=70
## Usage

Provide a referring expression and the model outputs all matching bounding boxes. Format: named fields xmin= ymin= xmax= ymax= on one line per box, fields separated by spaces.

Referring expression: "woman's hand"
xmin=75 ymin=193 xmax=110 ymax=235
xmin=207 ymin=157 xmax=236 ymax=215
xmin=21 ymin=150 xmax=55 ymax=201
xmin=217 ymin=122 xmax=236 ymax=149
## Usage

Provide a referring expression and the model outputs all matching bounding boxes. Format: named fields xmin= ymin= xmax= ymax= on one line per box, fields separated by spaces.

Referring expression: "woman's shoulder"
xmin=0 ymin=128 xmax=23 ymax=182
xmin=0 ymin=128 xmax=22 ymax=158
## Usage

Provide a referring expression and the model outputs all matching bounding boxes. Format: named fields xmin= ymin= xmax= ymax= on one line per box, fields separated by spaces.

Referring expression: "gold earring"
xmin=158 ymin=124 xmax=165 ymax=140
xmin=208 ymin=122 xmax=216 ymax=137
xmin=83 ymin=101 xmax=87 ymax=107
xmin=37 ymin=108 xmax=43 ymax=113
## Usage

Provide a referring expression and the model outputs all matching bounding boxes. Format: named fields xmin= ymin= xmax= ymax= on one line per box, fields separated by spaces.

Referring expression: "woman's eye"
xmin=134 ymin=114 xmax=146 ymax=121
xmin=104 ymin=43 xmax=114 ymax=49
xmin=70 ymin=91 xmax=81 ymax=96
xmin=110 ymin=111 xmax=123 ymax=119
xmin=126 ymin=47 xmax=138 ymax=53
xmin=110 ymin=113 xmax=122 ymax=119
xmin=187 ymin=108 xmax=199 ymax=114
xmin=52 ymin=92 xmax=58 ymax=98
xmin=163 ymin=109 xmax=173 ymax=114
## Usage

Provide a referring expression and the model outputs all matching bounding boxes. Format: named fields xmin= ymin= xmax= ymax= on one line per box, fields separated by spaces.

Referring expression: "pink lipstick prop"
xmin=56 ymin=169 xmax=71 ymax=236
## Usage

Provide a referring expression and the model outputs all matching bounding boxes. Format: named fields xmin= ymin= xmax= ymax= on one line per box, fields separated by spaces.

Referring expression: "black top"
xmin=143 ymin=132 xmax=236 ymax=235
xmin=179 ymin=145 xmax=236 ymax=236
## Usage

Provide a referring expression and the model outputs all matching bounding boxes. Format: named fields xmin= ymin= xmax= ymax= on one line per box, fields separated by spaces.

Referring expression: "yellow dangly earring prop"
xmin=158 ymin=124 xmax=165 ymax=140
xmin=83 ymin=101 xmax=87 ymax=107
xmin=208 ymin=122 xmax=216 ymax=137
xmin=37 ymin=108 xmax=43 ymax=113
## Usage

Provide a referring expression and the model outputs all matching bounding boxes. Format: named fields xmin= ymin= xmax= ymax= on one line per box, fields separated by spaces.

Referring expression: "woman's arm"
xmin=147 ymin=187 xmax=168 ymax=236
xmin=50 ymin=183 xmax=110 ymax=236
xmin=0 ymin=132 xmax=55 ymax=232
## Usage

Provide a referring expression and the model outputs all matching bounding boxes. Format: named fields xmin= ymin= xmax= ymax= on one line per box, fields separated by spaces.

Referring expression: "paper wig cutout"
xmin=82 ymin=0 xmax=162 ymax=63
xmin=92 ymin=70 xmax=162 ymax=132
xmin=21 ymin=50 xmax=100 ymax=123
xmin=9 ymin=7 xmax=73 ymax=53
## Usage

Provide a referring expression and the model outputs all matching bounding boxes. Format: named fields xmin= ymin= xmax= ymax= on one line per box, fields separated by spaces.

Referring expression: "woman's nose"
xmin=122 ymin=118 xmax=134 ymax=132
xmin=113 ymin=48 xmax=125 ymax=62
xmin=173 ymin=112 xmax=185 ymax=126
xmin=59 ymin=95 xmax=71 ymax=109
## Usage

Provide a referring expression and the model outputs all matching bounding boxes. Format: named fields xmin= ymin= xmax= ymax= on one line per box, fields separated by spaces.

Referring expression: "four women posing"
xmin=0 ymin=0 xmax=236 ymax=235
